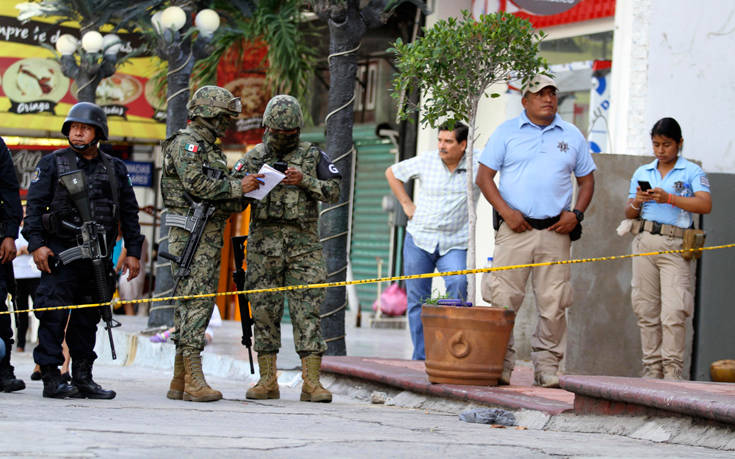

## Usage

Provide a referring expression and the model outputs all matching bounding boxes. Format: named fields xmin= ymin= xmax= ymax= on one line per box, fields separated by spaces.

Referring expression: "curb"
xmin=92 ymin=326 xmax=303 ymax=387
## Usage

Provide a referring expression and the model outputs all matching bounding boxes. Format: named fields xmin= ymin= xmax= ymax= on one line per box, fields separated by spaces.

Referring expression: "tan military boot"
xmin=182 ymin=352 xmax=222 ymax=402
xmin=300 ymin=354 xmax=332 ymax=403
xmin=166 ymin=349 xmax=185 ymax=400
xmin=246 ymin=353 xmax=279 ymax=400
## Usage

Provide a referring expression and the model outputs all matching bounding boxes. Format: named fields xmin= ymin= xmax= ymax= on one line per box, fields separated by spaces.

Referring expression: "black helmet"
xmin=62 ymin=102 xmax=108 ymax=140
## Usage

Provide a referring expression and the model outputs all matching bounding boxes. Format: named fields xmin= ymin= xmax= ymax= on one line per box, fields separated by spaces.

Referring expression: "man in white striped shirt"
xmin=386 ymin=122 xmax=479 ymax=360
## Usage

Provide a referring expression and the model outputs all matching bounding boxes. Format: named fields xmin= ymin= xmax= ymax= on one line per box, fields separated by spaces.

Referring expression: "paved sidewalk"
xmin=96 ymin=314 xmax=735 ymax=429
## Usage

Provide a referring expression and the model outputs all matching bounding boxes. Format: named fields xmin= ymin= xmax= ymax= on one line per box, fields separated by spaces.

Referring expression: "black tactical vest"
xmin=50 ymin=148 xmax=119 ymax=247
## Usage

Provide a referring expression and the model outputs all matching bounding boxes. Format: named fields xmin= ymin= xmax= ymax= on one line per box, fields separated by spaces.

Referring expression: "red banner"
xmin=217 ymin=40 xmax=269 ymax=146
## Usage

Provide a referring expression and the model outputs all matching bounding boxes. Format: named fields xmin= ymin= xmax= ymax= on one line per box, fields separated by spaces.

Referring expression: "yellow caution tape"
xmin=2 ymin=243 xmax=734 ymax=315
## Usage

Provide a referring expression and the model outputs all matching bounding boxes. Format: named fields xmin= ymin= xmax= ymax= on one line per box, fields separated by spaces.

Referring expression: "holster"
xmin=42 ymin=213 xmax=58 ymax=233
xmin=682 ymin=228 xmax=706 ymax=260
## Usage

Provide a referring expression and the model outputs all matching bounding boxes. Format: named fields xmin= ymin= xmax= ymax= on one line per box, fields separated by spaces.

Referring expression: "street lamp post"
xmin=154 ymin=6 xmax=220 ymax=136
xmin=147 ymin=5 xmax=220 ymax=328
xmin=56 ymin=30 xmax=122 ymax=103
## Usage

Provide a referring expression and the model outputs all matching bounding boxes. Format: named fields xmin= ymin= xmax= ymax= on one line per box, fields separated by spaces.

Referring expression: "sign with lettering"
xmin=9 ymin=146 xmax=55 ymax=198
xmin=512 ymin=0 xmax=581 ymax=16
xmin=123 ymin=160 xmax=154 ymax=187
xmin=0 ymin=6 xmax=165 ymax=141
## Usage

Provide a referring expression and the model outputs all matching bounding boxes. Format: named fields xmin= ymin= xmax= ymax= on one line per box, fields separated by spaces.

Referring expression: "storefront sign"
xmin=218 ymin=40 xmax=269 ymax=146
xmin=9 ymin=146 xmax=55 ymax=198
xmin=588 ymin=60 xmax=611 ymax=154
xmin=512 ymin=0 xmax=581 ymax=16
xmin=124 ymin=160 xmax=154 ymax=187
xmin=0 ymin=6 xmax=165 ymax=142
xmin=474 ymin=0 xmax=615 ymax=28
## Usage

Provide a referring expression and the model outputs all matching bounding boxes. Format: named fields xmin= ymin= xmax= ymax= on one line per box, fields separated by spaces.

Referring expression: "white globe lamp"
xmin=151 ymin=11 xmax=164 ymax=34
xmin=161 ymin=6 xmax=187 ymax=31
xmin=195 ymin=9 xmax=220 ymax=37
xmin=81 ymin=31 xmax=104 ymax=53
xmin=102 ymin=34 xmax=122 ymax=56
xmin=55 ymin=34 xmax=78 ymax=55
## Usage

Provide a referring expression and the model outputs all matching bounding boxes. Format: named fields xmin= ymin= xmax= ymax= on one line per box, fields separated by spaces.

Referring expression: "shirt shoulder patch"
xmin=700 ymin=175 xmax=710 ymax=188
xmin=184 ymin=143 xmax=199 ymax=153
xmin=31 ymin=166 xmax=41 ymax=183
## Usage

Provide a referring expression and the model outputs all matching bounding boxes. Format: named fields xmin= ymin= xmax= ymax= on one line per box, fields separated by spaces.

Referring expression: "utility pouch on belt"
xmin=682 ymin=228 xmax=706 ymax=260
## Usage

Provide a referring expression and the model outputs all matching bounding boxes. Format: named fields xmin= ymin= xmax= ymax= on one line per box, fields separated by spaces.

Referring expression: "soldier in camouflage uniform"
xmin=160 ymin=86 xmax=264 ymax=402
xmin=233 ymin=95 xmax=341 ymax=403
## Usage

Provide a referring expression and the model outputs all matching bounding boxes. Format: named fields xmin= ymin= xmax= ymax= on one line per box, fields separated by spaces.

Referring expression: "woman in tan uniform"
xmin=624 ymin=117 xmax=712 ymax=380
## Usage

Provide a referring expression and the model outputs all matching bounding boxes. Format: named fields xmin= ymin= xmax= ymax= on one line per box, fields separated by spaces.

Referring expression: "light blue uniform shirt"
xmin=628 ymin=156 xmax=710 ymax=228
xmin=479 ymin=111 xmax=596 ymax=219
xmin=391 ymin=151 xmax=480 ymax=255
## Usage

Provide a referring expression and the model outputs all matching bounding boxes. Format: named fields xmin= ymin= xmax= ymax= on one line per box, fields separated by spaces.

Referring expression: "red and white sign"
xmin=473 ymin=0 xmax=615 ymax=28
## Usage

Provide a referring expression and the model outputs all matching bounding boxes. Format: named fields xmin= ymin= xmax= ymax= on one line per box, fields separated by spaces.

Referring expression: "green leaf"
xmin=391 ymin=10 xmax=547 ymax=128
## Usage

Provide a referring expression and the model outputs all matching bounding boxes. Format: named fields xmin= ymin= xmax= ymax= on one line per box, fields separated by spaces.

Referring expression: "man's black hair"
xmin=438 ymin=121 xmax=469 ymax=144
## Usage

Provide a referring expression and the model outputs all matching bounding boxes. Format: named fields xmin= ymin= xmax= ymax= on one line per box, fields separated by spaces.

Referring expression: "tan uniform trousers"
xmin=631 ymin=231 xmax=694 ymax=377
xmin=483 ymin=223 xmax=573 ymax=376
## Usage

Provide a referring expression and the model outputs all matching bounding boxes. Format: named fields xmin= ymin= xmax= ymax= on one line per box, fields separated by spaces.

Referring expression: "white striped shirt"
xmin=391 ymin=151 xmax=480 ymax=255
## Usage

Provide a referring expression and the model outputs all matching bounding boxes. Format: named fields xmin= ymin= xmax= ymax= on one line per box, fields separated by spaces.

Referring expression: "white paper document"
xmin=243 ymin=163 xmax=285 ymax=200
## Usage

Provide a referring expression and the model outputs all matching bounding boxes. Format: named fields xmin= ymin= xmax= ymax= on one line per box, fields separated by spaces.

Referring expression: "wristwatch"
xmin=572 ymin=209 xmax=584 ymax=222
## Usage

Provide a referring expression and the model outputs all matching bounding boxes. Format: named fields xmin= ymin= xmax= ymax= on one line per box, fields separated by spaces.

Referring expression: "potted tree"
xmin=391 ymin=10 xmax=547 ymax=385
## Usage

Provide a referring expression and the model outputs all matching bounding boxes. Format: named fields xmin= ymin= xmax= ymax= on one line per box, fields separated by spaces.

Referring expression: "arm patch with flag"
xmin=185 ymin=143 xmax=199 ymax=153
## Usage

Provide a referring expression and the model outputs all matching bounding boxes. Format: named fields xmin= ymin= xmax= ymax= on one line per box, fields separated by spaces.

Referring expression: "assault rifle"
xmin=57 ymin=171 xmax=120 ymax=360
xmin=1 ymin=259 xmax=17 ymax=322
xmin=232 ymin=235 xmax=254 ymax=374
xmin=158 ymin=192 xmax=215 ymax=296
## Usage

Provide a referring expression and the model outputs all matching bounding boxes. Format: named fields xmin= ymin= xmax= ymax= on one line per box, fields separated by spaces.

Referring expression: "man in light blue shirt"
xmin=386 ymin=121 xmax=479 ymax=360
xmin=476 ymin=74 xmax=596 ymax=388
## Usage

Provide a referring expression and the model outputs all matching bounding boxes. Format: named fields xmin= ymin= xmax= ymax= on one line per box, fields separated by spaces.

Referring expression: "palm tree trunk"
xmin=319 ymin=3 xmax=367 ymax=355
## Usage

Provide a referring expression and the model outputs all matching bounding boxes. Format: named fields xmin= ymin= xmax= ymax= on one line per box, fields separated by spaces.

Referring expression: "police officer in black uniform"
xmin=23 ymin=102 xmax=143 ymax=399
xmin=0 ymin=136 xmax=25 ymax=393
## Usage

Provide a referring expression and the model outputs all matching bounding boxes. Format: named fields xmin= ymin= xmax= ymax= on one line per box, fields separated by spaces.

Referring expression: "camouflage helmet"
xmin=262 ymin=94 xmax=303 ymax=130
xmin=187 ymin=85 xmax=242 ymax=119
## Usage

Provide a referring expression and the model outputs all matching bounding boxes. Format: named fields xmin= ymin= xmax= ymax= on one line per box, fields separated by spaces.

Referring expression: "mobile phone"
xmin=638 ymin=180 xmax=652 ymax=192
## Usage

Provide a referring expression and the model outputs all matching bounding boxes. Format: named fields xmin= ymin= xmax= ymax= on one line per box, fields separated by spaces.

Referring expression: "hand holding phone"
xmin=638 ymin=180 xmax=652 ymax=192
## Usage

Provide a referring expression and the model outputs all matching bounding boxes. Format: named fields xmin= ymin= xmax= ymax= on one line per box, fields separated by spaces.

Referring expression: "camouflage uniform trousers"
xmin=247 ymin=222 xmax=327 ymax=356
xmin=169 ymin=218 xmax=226 ymax=351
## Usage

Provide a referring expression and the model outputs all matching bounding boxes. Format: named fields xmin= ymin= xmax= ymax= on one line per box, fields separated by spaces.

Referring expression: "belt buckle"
xmin=651 ymin=221 xmax=662 ymax=235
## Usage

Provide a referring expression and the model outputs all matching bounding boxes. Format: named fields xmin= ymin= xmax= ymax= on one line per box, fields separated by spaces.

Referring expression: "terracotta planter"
xmin=421 ymin=305 xmax=515 ymax=386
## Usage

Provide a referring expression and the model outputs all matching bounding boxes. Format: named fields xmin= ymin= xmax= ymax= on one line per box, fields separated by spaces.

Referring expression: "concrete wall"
xmin=693 ymin=173 xmax=735 ymax=381
xmin=565 ymin=153 xmax=652 ymax=376
xmin=610 ymin=0 xmax=735 ymax=172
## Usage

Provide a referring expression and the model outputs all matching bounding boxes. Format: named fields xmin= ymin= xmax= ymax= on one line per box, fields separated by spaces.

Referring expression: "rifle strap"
xmin=58 ymin=149 xmax=120 ymax=219
xmin=98 ymin=151 xmax=119 ymax=220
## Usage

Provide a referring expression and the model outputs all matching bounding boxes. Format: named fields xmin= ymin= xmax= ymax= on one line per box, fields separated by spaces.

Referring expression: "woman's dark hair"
xmin=438 ymin=121 xmax=469 ymax=144
xmin=650 ymin=117 xmax=682 ymax=142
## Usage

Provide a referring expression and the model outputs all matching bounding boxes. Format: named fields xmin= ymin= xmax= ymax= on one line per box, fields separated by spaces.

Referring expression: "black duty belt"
xmin=493 ymin=209 xmax=581 ymax=241
xmin=524 ymin=215 xmax=560 ymax=230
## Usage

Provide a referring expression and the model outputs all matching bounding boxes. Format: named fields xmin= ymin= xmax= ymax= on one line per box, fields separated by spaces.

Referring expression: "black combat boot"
xmin=0 ymin=348 xmax=26 ymax=392
xmin=72 ymin=359 xmax=116 ymax=399
xmin=41 ymin=365 xmax=81 ymax=399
